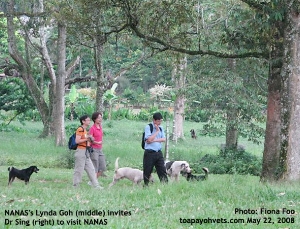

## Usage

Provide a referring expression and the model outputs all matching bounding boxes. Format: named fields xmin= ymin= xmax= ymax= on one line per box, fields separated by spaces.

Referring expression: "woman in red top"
xmin=89 ymin=112 xmax=106 ymax=179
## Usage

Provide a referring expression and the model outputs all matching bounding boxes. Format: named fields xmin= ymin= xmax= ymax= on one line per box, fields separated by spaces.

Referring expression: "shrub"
xmin=58 ymin=150 xmax=75 ymax=169
xmin=194 ymin=147 xmax=262 ymax=176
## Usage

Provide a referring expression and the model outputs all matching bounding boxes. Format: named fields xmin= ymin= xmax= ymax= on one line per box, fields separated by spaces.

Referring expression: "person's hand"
xmin=87 ymin=135 xmax=95 ymax=142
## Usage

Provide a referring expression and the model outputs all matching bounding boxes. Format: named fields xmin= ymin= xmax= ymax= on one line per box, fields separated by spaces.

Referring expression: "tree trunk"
xmin=261 ymin=62 xmax=282 ymax=181
xmin=53 ymin=22 xmax=67 ymax=146
xmin=225 ymin=58 xmax=238 ymax=150
xmin=172 ymin=55 xmax=186 ymax=141
xmin=261 ymin=5 xmax=300 ymax=182
xmin=94 ymin=35 xmax=106 ymax=113
xmin=6 ymin=0 xmax=50 ymax=137
xmin=278 ymin=9 xmax=300 ymax=181
xmin=225 ymin=109 xmax=238 ymax=149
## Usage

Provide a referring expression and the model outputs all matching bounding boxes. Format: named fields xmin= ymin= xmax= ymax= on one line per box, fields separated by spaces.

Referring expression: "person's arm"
xmin=90 ymin=132 xmax=101 ymax=145
xmin=146 ymin=125 xmax=165 ymax=143
xmin=89 ymin=128 xmax=97 ymax=144
xmin=75 ymin=128 xmax=89 ymax=144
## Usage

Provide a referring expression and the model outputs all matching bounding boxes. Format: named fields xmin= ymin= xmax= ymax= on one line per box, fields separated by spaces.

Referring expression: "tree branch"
xmin=65 ymin=75 xmax=96 ymax=86
xmin=129 ymin=21 xmax=268 ymax=59
xmin=66 ymin=56 xmax=81 ymax=78
xmin=123 ymin=1 xmax=269 ymax=59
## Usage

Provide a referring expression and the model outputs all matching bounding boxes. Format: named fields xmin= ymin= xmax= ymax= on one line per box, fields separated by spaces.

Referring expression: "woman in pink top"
xmin=89 ymin=112 xmax=106 ymax=179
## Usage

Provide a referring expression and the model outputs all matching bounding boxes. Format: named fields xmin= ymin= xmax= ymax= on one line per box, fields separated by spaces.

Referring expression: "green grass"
xmin=0 ymin=120 xmax=299 ymax=229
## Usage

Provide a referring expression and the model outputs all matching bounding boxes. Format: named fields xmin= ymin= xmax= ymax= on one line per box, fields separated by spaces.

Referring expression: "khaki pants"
xmin=73 ymin=148 xmax=99 ymax=187
xmin=90 ymin=148 xmax=106 ymax=173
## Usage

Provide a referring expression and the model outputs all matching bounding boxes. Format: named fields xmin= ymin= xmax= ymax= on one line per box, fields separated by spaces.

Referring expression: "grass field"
xmin=0 ymin=120 xmax=299 ymax=229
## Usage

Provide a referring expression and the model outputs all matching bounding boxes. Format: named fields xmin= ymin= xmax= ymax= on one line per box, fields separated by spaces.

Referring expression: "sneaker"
xmin=89 ymin=181 xmax=103 ymax=186
xmin=95 ymin=185 xmax=104 ymax=190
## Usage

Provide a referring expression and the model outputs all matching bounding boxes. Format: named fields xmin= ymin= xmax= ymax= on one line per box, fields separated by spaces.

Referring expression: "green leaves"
xmin=0 ymin=77 xmax=36 ymax=122
xmin=103 ymin=83 xmax=118 ymax=103
xmin=68 ymin=85 xmax=79 ymax=104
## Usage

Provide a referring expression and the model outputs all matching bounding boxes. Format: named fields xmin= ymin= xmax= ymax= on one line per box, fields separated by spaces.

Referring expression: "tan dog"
xmin=109 ymin=157 xmax=153 ymax=187
xmin=165 ymin=161 xmax=191 ymax=181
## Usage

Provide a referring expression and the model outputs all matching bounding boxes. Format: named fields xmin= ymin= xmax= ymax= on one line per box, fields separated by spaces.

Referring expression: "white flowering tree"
xmin=149 ymin=84 xmax=172 ymax=108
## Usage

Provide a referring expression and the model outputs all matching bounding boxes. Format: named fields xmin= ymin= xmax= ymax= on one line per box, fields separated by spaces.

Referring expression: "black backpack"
xmin=68 ymin=126 xmax=84 ymax=150
xmin=141 ymin=123 xmax=162 ymax=149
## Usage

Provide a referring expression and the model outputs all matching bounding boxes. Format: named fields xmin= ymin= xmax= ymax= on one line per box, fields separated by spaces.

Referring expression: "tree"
xmin=186 ymin=55 xmax=267 ymax=145
xmin=3 ymin=0 xmax=80 ymax=145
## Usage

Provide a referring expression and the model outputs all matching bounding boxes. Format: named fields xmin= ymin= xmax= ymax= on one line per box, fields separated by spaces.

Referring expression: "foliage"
xmin=0 ymin=78 xmax=37 ymax=123
xmin=58 ymin=150 xmax=75 ymax=169
xmin=0 ymin=121 xmax=26 ymax=133
xmin=185 ymin=108 xmax=211 ymax=122
xmin=196 ymin=147 xmax=262 ymax=176
xmin=186 ymin=56 xmax=267 ymax=145
xmin=0 ymin=0 xmax=272 ymax=147
xmin=0 ymin=18 xmax=9 ymax=60
xmin=103 ymin=108 xmax=135 ymax=120
xmin=66 ymin=85 xmax=79 ymax=121
xmin=65 ymin=88 xmax=95 ymax=121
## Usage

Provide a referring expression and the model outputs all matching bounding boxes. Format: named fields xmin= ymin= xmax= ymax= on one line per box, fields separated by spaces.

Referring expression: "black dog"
xmin=8 ymin=166 xmax=39 ymax=186
xmin=190 ymin=129 xmax=197 ymax=139
xmin=181 ymin=167 xmax=209 ymax=181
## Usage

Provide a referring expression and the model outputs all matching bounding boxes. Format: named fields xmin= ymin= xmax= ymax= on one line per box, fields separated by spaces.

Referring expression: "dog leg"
xmin=8 ymin=177 xmax=15 ymax=186
xmin=174 ymin=174 xmax=179 ymax=181
xmin=108 ymin=177 xmax=119 ymax=188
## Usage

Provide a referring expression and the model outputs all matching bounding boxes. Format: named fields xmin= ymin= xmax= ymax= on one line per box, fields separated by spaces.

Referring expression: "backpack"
xmin=141 ymin=123 xmax=162 ymax=149
xmin=68 ymin=126 xmax=84 ymax=150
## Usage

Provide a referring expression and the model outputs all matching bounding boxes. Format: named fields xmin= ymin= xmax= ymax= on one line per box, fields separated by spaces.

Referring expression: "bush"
xmin=194 ymin=147 xmax=262 ymax=176
xmin=58 ymin=150 xmax=75 ymax=169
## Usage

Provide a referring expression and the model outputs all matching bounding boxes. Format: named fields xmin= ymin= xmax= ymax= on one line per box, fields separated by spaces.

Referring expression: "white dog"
xmin=109 ymin=157 xmax=153 ymax=187
xmin=165 ymin=160 xmax=191 ymax=181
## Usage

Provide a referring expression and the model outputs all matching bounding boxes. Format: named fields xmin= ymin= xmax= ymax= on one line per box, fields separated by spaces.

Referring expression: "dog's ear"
xmin=181 ymin=163 xmax=186 ymax=169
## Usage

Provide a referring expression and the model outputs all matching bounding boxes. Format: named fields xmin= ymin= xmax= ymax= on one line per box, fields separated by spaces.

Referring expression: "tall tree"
xmin=4 ymin=0 xmax=80 ymax=145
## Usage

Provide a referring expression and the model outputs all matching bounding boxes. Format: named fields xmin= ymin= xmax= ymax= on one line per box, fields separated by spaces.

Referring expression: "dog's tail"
xmin=114 ymin=157 xmax=120 ymax=173
xmin=202 ymin=167 xmax=209 ymax=179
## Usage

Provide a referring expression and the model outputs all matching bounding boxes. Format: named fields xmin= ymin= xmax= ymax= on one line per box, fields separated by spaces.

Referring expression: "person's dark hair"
xmin=79 ymin=114 xmax=89 ymax=125
xmin=92 ymin=112 xmax=102 ymax=122
xmin=153 ymin=112 xmax=163 ymax=120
